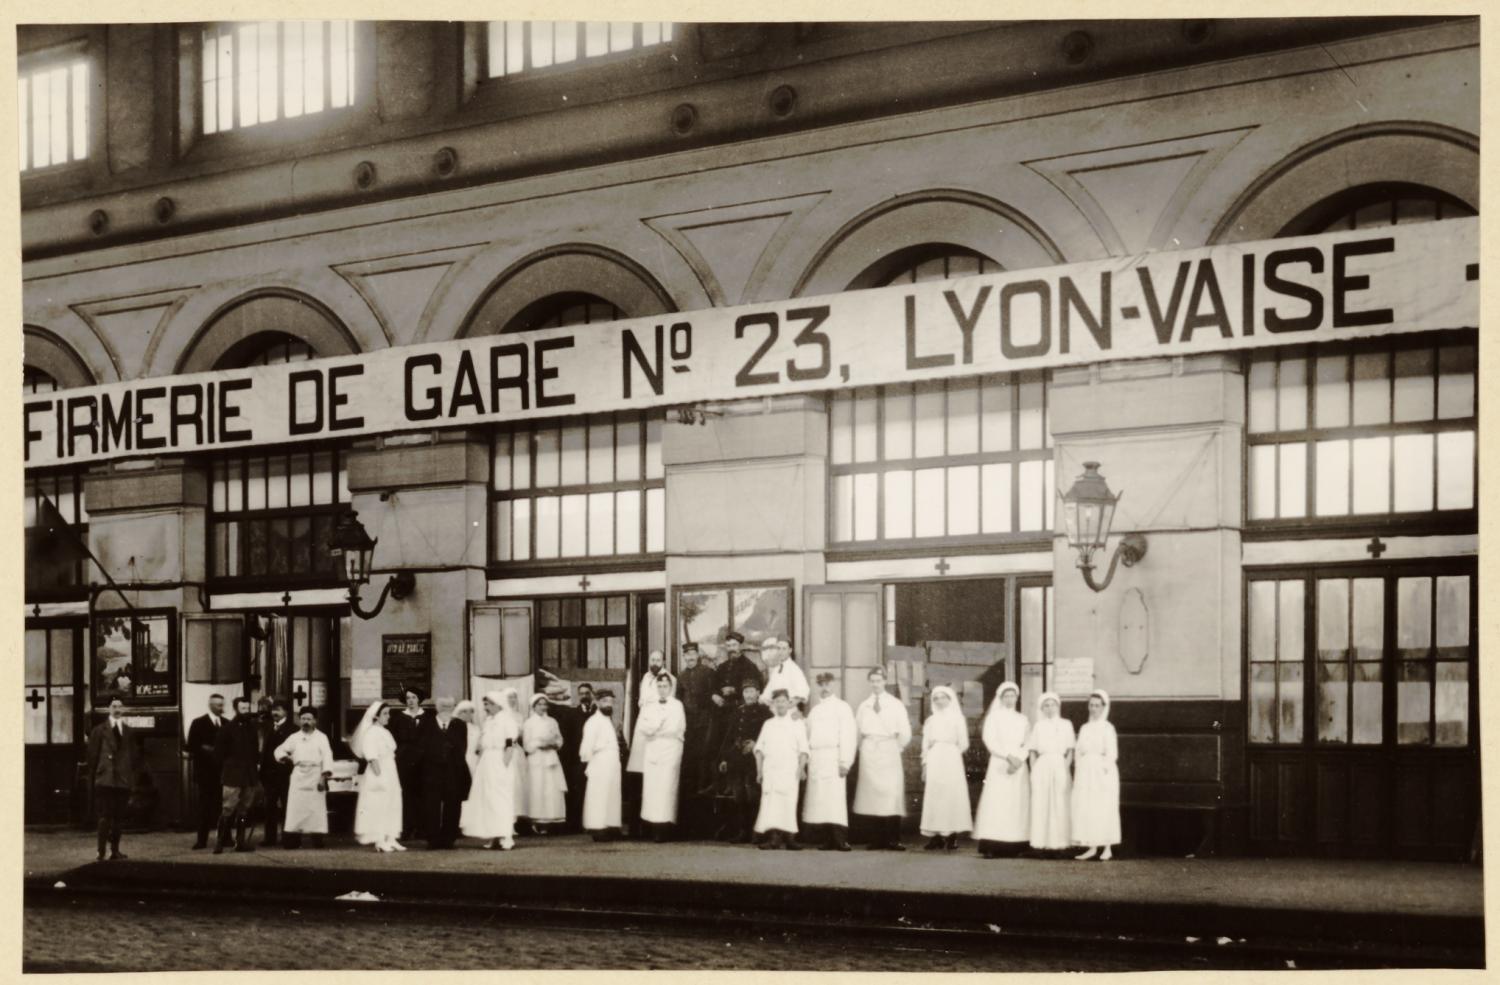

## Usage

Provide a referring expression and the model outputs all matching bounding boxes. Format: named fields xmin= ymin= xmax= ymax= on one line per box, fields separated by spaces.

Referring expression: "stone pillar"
xmin=1048 ymin=354 xmax=1245 ymax=852
xmin=344 ymin=432 xmax=491 ymax=711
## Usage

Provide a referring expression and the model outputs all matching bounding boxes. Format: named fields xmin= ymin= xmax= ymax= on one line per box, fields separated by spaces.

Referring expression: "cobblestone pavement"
xmin=24 ymin=896 xmax=1276 ymax=972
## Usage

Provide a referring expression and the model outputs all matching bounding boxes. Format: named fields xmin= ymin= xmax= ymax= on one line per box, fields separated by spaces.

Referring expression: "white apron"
xmin=638 ymin=697 xmax=685 ymax=824
xmin=462 ymin=715 xmax=517 ymax=840
xmin=753 ymin=714 xmax=809 ymax=834
xmin=852 ymin=692 xmax=911 ymax=817
xmin=1028 ymin=715 xmax=1075 ymax=850
xmin=579 ymin=713 xmax=622 ymax=831
xmin=1071 ymin=719 xmax=1121 ymax=846
xmin=802 ymin=697 xmax=857 ymax=826
xmin=919 ymin=712 xmax=973 ymax=835
xmin=973 ymin=705 xmax=1030 ymax=843
xmin=353 ymin=725 xmax=403 ymax=845
xmin=522 ymin=715 xmax=569 ymax=823
xmin=275 ymin=729 xmax=334 ymax=834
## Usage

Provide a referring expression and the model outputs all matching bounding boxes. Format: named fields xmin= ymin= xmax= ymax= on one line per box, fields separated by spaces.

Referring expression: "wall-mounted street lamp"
xmin=1059 ymin=461 xmax=1147 ymax=593
xmin=328 ymin=510 xmax=415 ymax=620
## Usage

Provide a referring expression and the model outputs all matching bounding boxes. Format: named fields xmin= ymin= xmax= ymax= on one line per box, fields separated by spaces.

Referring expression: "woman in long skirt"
xmin=522 ymin=694 xmax=568 ymax=830
xmin=461 ymin=691 xmax=518 ymax=850
xmin=973 ymin=681 xmax=1029 ymax=858
xmin=1071 ymin=689 xmax=1121 ymax=861
xmin=503 ymin=689 xmax=531 ymax=833
xmin=1028 ymin=691 xmax=1074 ymax=857
xmin=919 ymin=685 xmax=972 ymax=851
xmin=352 ymin=701 xmax=405 ymax=852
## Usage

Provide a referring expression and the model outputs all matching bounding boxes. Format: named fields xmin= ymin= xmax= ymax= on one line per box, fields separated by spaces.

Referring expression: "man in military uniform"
xmin=713 ymin=632 xmax=763 ymax=701
xmin=715 ymin=679 xmax=773 ymax=843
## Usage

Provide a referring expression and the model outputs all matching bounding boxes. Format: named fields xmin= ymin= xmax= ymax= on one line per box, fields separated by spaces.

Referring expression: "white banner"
xmin=24 ymin=218 xmax=1478 ymax=468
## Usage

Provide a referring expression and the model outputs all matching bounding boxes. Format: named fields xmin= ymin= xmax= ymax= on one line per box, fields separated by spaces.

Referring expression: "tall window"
xmin=538 ymin=595 xmax=630 ymax=673
xmin=209 ymin=447 xmax=350 ymax=582
xmin=201 ymin=21 xmax=356 ymax=134
xmin=18 ymin=51 xmax=89 ymax=172
xmin=485 ymin=22 xmax=672 ymax=78
xmin=491 ymin=411 xmax=664 ymax=563
xmin=1017 ymin=580 xmax=1055 ymax=706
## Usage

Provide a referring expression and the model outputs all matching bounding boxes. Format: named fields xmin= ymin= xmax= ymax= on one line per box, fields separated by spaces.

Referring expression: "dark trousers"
xmin=424 ymin=783 xmax=463 ymax=848
xmin=562 ymin=762 xmax=584 ymax=833
xmin=261 ymin=779 xmax=289 ymax=844
xmin=94 ymin=785 xmax=128 ymax=856
xmin=856 ymin=813 xmax=903 ymax=848
xmin=623 ymin=770 xmax=644 ymax=836
xmin=723 ymin=756 xmax=760 ymax=841
xmin=194 ymin=777 xmax=218 ymax=843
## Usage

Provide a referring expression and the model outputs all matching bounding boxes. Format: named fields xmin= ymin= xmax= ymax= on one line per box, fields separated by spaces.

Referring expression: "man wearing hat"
xmin=713 ymin=632 xmax=762 ymax=701
xmin=804 ymin=672 xmax=858 ymax=851
xmin=715 ymin=678 xmax=773 ymax=843
xmin=760 ymin=638 xmax=810 ymax=717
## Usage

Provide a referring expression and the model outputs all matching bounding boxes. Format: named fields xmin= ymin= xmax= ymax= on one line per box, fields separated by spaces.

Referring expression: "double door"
xmin=24 ymin=620 xmax=85 ymax=824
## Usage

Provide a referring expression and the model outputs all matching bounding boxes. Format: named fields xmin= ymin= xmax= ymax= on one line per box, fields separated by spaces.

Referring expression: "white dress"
xmin=462 ymin=721 xmax=480 ymax=776
xmin=508 ymin=711 xmax=531 ymax=820
xmin=802 ymin=696 xmax=857 ymax=827
xmin=919 ymin=711 xmax=973 ymax=836
xmin=275 ymin=729 xmax=334 ymax=834
xmin=354 ymin=724 xmax=403 ymax=845
xmin=579 ymin=712 xmax=623 ymax=831
xmin=852 ymin=691 xmax=911 ymax=817
xmin=522 ymin=714 xmax=568 ymax=823
xmin=972 ymin=705 xmax=1030 ymax=843
xmin=753 ymin=713 xmax=809 ymax=834
xmin=1028 ymin=716 xmax=1075 ymax=850
xmin=637 ymin=697 xmax=686 ymax=824
xmin=461 ymin=715 xmax=518 ymax=840
xmin=1071 ymin=719 xmax=1121 ymax=846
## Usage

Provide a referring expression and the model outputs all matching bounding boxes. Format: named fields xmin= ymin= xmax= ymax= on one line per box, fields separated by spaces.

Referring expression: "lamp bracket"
xmin=348 ymin=571 xmax=417 ymax=620
xmin=1079 ymin=533 xmax=1148 ymax=593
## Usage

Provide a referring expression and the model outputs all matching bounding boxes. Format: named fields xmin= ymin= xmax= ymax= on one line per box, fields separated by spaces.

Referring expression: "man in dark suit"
xmin=85 ymin=698 xmax=137 ymax=861
xmin=215 ymin=696 xmax=262 ymax=854
xmin=258 ymin=698 xmax=296 ymax=847
xmin=416 ymin=697 xmax=471 ymax=848
xmin=676 ymin=643 xmax=717 ymax=835
xmin=388 ymin=687 xmax=429 ymax=840
xmin=185 ymin=693 xmax=226 ymax=849
xmin=546 ymin=682 xmax=585 ymax=832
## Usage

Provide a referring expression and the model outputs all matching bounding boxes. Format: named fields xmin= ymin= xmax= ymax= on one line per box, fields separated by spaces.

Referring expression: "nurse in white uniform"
xmin=972 ymin=681 xmax=1030 ymax=857
xmin=1071 ymin=689 xmax=1121 ymax=861
xmin=918 ymin=685 xmax=972 ymax=851
xmin=1027 ymin=691 xmax=1074 ymax=856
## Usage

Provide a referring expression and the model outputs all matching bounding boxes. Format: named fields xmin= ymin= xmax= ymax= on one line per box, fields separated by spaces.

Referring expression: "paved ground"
xmin=25 ymin=829 xmax=1483 ymax=919
xmin=22 ymin=894 xmax=1302 ymax=972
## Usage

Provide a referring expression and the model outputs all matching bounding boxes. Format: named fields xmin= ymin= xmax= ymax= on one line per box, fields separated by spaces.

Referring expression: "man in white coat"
xmin=579 ymin=689 xmax=623 ymax=842
xmin=273 ymin=708 xmax=335 ymax=849
xmin=852 ymin=666 xmax=912 ymax=851
xmin=803 ymin=672 xmax=858 ymax=851
xmin=636 ymin=673 xmax=686 ymax=842
xmin=638 ymin=649 xmax=670 ymax=709
xmin=753 ymin=689 xmax=809 ymax=851
xmin=759 ymin=639 xmax=810 ymax=717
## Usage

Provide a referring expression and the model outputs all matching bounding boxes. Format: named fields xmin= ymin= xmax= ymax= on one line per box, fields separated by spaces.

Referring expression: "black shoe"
xmin=311 ymin=836 xmax=325 ymax=849
xmin=924 ymin=836 xmax=945 ymax=851
xmin=191 ymin=839 xmax=207 ymax=850
xmin=785 ymin=838 xmax=803 ymax=851
xmin=96 ymin=852 xmax=106 ymax=862
xmin=758 ymin=840 xmax=774 ymax=850
xmin=946 ymin=834 xmax=960 ymax=851
xmin=109 ymin=851 xmax=127 ymax=861
xmin=889 ymin=842 xmax=907 ymax=852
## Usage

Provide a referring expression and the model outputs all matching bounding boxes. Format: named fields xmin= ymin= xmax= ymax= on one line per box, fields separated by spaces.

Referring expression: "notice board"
xmin=381 ymin=633 xmax=431 ymax=701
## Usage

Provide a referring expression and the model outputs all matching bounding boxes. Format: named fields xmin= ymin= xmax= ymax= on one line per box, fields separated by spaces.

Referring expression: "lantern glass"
xmin=1060 ymin=461 xmax=1120 ymax=553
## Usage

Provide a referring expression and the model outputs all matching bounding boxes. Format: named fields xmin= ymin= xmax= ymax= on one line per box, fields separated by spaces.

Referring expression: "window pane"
xmin=845 ymin=592 xmax=880 ymax=667
xmin=588 ymin=420 xmax=613 ymax=484
xmin=308 ymin=454 xmax=329 ymax=506
xmin=1018 ymin=460 xmax=1045 ymax=532
xmin=1249 ymin=663 xmax=1276 ymax=743
xmin=853 ymin=389 xmax=879 ymax=463
xmin=587 ymin=491 xmax=614 ymax=556
xmin=1248 ymin=580 xmax=1277 ymax=663
xmin=808 ymin=594 xmax=842 ymax=669
xmin=1316 ymin=661 xmax=1348 ymax=744
xmin=70 ymin=61 xmax=87 ymax=160
xmin=882 ymin=385 xmax=913 ymax=460
xmin=947 ymin=380 xmax=979 ymax=456
xmin=1248 ymin=445 xmax=1276 ymax=520
xmin=1435 ymin=662 xmax=1468 ymax=746
xmin=1392 ymin=348 xmax=1435 ymax=422
xmin=493 ymin=500 xmax=513 ymax=561
xmin=238 ymin=24 xmax=259 ymax=126
xmin=25 ymin=629 xmax=46 ymax=685
xmin=535 ymin=496 xmax=560 ymax=559
xmin=645 ymin=487 xmax=664 ymax=552
xmin=49 ymin=686 xmax=74 ymax=744
xmin=1351 ymin=578 xmax=1383 ymax=661
xmin=1396 ymin=661 xmax=1431 ymax=745
xmin=1350 ymin=437 xmax=1390 ymax=514
xmin=829 ymin=393 xmax=852 ymax=465
xmin=1313 ymin=440 xmax=1349 ymax=516
xmin=852 ymin=473 xmax=878 ymax=542
xmin=1017 ymin=379 xmax=1044 ymax=449
xmin=913 ymin=468 xmax=944 ymax=538
xmin=246 ymin=457 xmax=266 ymax=510
xmin=540 ymin=599 xmax=560 ymax=628
xmin=615 ymin=489 xmax=641 ymax=555
xmin=560 ymin=425 xmax=587 ymax=486
xmin=585 ymin=22 xmax=609 ymax=57
xmin=913 ymin=382 xmax=944 ymax=458
xmin=492 ymin=433 xmax=512 ymax=491
xmin=1434 ymin=575 xmax=1470 ymax=654
xmin=288 ymin=457 xmax=311 ymax=507
xmin=501 ymin=607 xmax=531 ymax=676
xmin=511 ymin=499 xmax=531 ymax=561
xmin=472 ymin=607 xmax=501 ymax=677
xmin=1392 ymin=433 xmax=1435 ymax=512
xmin=1351 ymin=351 xmax=1390 ymax=426
xmin=980 ymin=376 xmax=1012 ymax=451
xmin=1277 ymin=444 xmax=1306 ymax=519
xmin=535 ymin=428 xmax=560 ymax=487
xmin=560 ymin=493 xmax=587 ymax=556
xmin=585 ymin=597 xmax=605 ymax=626
xmin=1437 ymin=344 xmax=1476 ymax=419
xmin=830 ymin=474 xmax=853 ymax=543
xmin=1278 ymin=662 xmax=1303 ymax=744
xmin=283 ymin=21 xmax=304 ymax=117
xmin=980 ymin=462 xmax=1012 ymax=534
xmin=1247 ymin=355 xmax=1277 ymax=434
xmin=1352 ymin=661 xmax=1382 ymax=745
xmin=330 ymin=20 xmax=351 ymax=108
xmin=1436 ymin=430 xmax=1474 ymax=510
xmin=883 ymin=470 xmax=913 ymax=539
xmin=532 ymin=22 xmax=555 ymax=68
xmin=606 ymin=636 xmax=626 ymax=670
xmin=1277 ymin=357 xmax=1307 ymax=431
xmin=258 ymin=21 xmax=278 ymax=124
xmin=645 ymin=416 xmax=663 ymax=479
xmin=946 ymin=465 xmax=979 ymax=536
xmin=1019 ymin=586 xmax=1044 ymax=665
xmin=616 ymin=417 xmax=641 ymax=482
xmin=1396 ymin=576 xmax=1432 ymax=656
xmin=266 ymin=456 xmax=288 ymax=509
xmin=1277 ymin=580 xmax=1304 ymax=664
xmin=49 ymin=66 xmax=66 ymax=163
xmin=556 ymin=22 xmax=579 ymax=63
xmin=31 ymin=69 xmax=49 ymax=169
xmin=1314 ymin=354 xmax=1349 ymax=428
xmin=1316 ymin=578 xmax=1348 ymax=659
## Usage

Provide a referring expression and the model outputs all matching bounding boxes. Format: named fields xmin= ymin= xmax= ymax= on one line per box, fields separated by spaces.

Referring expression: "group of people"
xmin=86 ymin=634 xmax=1120 ymax=861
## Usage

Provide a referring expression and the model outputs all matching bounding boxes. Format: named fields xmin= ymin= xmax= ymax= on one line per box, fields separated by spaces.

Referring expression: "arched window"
xmin=1281 ymin=183 xmax=1476 ymax=237
xmin=212 ymin=331 xmax=317 ymax=370
xmin=505 ymin=293 xmax=622 ymax=334
xmin=23 ymin=365 xmax=58 ymax=393
xmin=23 ymin=362 xmax=87 ymax=595
xmin=828 ymin=249 xmax=1052 ymax=546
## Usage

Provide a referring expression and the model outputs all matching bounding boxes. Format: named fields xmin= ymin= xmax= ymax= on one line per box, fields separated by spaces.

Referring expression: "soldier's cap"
xmin=595 ymin=687 xmax=615 ymax=699
xmin=740 ymin=679 xmax=760 ymax=691
xmin=682 ymin=642 xmax=700 ymax=653
xmin=815 ymin=672 xmax=837 ymax=685
xmin=725 ymin=631 xmax=745 ymax=645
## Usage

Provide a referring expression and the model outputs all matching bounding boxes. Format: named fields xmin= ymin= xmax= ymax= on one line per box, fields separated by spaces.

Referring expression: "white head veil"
xmin=929 ymin=684 xmax=964 ymax=726
xmin=1038 ymin=690 xmax=1062 ymax=717
xmin=991 ymin=680 xmax=1022 ymax=715
xmin=1090 ymin=689 xmax=1111 ymax=720
xmin=352 ymin=700 xmax=389 ymax=760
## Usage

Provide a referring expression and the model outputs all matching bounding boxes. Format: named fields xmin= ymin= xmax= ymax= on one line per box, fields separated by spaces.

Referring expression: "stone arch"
xmin=791 ymin=189 xmax=1065 ymax=298
xmin=24 ymin=325 xmax=96 ymax=389
xmin=458 ymin=244 xmax=678 ymax=338
xmin=172 ymin=289 xmax=363 ymax=374
xmin=1210 ymin=122 xmax=1479 ymax=244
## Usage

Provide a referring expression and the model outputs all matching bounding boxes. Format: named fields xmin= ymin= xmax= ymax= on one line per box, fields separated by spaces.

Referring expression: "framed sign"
xmin=92 ymin=610 xmax=176 ymax=706
xmin=381 ymin=633 xmax=431 ymax=701
xmin=673 ymin=581 xmax=792 ymax=666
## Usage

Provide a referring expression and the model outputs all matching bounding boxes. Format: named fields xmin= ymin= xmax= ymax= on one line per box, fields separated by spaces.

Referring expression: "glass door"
xmin=24 ymin=621 xmax=85 ymax=824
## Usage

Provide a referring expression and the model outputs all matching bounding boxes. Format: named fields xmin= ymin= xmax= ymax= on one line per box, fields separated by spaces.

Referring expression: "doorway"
xmin=25 ymin=620 xmax=86 ymax=824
